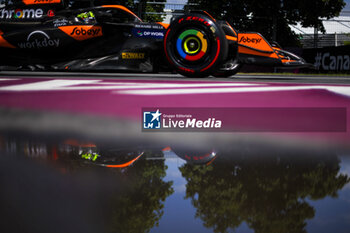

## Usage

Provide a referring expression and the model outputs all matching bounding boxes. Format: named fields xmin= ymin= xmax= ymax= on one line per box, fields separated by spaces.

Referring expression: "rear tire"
xmin=164 ymin=14 xmax=228 ymax=78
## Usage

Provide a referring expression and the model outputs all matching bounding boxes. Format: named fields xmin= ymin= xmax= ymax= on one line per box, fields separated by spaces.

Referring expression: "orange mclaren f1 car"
xmin=0 ymin=0 xmax=311 ymax=77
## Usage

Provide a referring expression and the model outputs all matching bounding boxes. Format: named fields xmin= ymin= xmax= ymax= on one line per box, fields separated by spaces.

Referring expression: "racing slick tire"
xmin=164 ymin=14 xmax=228 ymax=78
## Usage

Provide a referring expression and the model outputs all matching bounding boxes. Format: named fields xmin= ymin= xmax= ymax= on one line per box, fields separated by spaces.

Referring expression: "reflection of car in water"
xmin=64 ymin=139 xmax=144 ymax=168
xmin=0 ymin=135 xmax=349 ymax=233
xmin=162 ymin=147 xmax=217 ymax=165
xmin=80 ymin=148 xmax=144 ymax=168
xmin=0 ymin=136 xmax=219 ymax=167
xmin=65 ymin=140 xmax=217 ymax=168
xmin=63 ymin=139 xmax=219 ymax=167
xmin=0 ymin=0 xmax=311 ymax=77
xmin=0 ymin=136 xmax=175 ymax=233
xmin=63 ymin=140 xmax=218 ymax=167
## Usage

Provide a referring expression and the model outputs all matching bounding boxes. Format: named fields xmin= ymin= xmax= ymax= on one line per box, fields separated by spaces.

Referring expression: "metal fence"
xmin=290 ymin=11 xmax=350 ymax=48
xmin=295 ymin=33 xmax=350 ymax=48
xmin=140 ymin=1 xmax=197 ymax=22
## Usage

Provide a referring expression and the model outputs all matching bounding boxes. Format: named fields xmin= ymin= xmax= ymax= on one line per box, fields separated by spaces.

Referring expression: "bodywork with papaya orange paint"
xmin=236 ymin=32 xmax=311 ymax=67
xmin=0 ymin=35 xmax=15 ymax=48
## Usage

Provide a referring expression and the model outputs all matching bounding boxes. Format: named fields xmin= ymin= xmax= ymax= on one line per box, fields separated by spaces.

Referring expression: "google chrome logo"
xmin=14 ymin=9 xmax=23 ymax=19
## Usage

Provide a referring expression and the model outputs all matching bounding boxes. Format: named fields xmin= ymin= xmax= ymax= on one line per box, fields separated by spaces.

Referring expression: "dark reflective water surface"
xmin=0 ymin=136 xmax=349 ymax=233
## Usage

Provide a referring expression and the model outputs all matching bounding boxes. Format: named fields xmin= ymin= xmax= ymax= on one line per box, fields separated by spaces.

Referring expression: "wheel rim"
xmin=183 ymin=37 xmax=201 ymax=55
xmin=176 ymin=29 xmax=208 ymax=62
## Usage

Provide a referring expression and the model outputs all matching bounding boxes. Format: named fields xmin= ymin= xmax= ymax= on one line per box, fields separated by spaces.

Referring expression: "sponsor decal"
xmin=178 ymin=66 xmax=195 ymax=73
xmin=70 ymin=26 xmax=100 ymax=36
xmin=59 ymin=26 xmax=102 ymax=41
xmin=314 ymin=52 xmax=350 ymax=71
xmin=23 ymin=0 xmax=61 ymax=4
xmin=122 ymin=52 xmax=145 ymax=59
xmin=53 ymin=19 xmax=68 ymax=27
xmin=14 ymin=9 xmax=23 ymax=18
xmin=135 ymin=24 xmax=164 ymax=30
xmin=0 ymin=8 xmax=43 ymax=19
xmin=142 ymin=31 xmax=164 ymax=37
xmin=132 ymin=28 xmax=165 ymax=38
xmin=17 ymin=30 xmax=60 ymax=49
xmin=47 ymin=10 xmax=55 ymax=17
xmin=178 ymin=16 xmax=211 ymax=27
xmin=239 ymin=36 xmax=262 ymax=44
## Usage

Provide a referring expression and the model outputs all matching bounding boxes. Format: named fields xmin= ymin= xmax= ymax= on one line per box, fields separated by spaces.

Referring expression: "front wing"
xmin=235 ymin=33 xmax=313 ymax=69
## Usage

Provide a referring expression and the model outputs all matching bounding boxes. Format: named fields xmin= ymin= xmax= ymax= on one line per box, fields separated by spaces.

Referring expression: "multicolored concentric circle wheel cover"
xmin=176 ymin=29 xmax=208 ymax=61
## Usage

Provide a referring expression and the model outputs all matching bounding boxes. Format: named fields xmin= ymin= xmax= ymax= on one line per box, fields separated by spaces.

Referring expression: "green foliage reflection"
xmin=180 ymin=153 xmax=349 ymax=233
xmin=108 ymin=151 xmax=174 ymax=233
